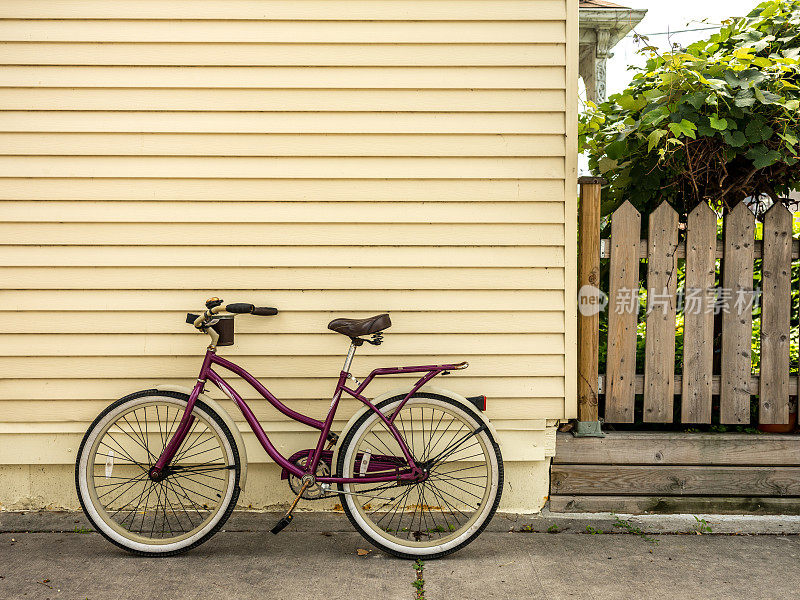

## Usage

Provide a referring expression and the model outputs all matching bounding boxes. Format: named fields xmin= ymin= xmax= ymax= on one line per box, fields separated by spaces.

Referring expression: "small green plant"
xmin=73 ymin=526 xmax=92 ymax=534
xmin=586 ymin=525 xmax=604 ymax=535
xmin=519 ymin=524 xmax=533 ymax=532
xmin=547 ymin=524 xmax=559 ymax=534
xmin=693 ymin=516 xmax=713 ymax=534
xmin=612 ymin=513 xmax=658 ymax=545
xmin=413 ymin=559 xmax=425 ymax=600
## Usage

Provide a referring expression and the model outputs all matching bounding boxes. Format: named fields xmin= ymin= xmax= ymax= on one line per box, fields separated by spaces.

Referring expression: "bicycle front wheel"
xmin=336 ymin=392 xmax=503 ymax=559
xmin=75 ymin=390 xmax=240 ymax=556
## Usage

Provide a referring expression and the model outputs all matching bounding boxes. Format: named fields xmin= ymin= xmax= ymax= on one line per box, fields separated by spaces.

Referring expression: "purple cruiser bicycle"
xmin=75 ymin=298 xmax=503 ymax=559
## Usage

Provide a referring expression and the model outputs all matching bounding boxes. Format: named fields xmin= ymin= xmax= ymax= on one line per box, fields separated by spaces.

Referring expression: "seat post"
xmin=342 ymin=340 xmax=358 ymax=373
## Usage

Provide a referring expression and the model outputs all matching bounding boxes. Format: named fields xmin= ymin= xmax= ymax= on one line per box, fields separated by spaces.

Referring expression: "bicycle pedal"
xmin=270 ymin=514 xmax=293 ymax=535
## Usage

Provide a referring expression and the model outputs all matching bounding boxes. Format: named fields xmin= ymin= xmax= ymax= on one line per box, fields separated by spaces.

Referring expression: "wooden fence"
xmin=577 ymin=178 xmax=796 ymax=426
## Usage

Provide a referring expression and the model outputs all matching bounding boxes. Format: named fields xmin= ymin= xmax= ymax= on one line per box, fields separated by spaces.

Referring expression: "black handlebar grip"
xmin=226 ymin=303 xmax=255 ymax=314
xmin=186 ymin=312 xmax=200 ymax=324
xmin=253 ymin=306 xmax=279 ymax=316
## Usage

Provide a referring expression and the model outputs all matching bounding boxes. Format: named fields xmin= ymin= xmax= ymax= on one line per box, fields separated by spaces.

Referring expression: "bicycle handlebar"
xmin=187 ymin=298 xmax=279 ymax=329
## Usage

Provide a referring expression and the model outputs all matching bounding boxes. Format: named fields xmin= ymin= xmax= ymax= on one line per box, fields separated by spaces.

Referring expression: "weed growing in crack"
xmin=413 ymin=559 xmax=425 ymax=600
xmin=693 ymin=516 xmax=713 ymax=534
xmin=611 ymin=513 xmax=658 ymax=545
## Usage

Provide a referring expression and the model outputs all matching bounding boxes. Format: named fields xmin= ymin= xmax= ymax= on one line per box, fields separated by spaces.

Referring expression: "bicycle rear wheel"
xmin=75 ymin=390 xmax=240 ymax=556
xmin=336 ymin=392 xmax=503 ymax=559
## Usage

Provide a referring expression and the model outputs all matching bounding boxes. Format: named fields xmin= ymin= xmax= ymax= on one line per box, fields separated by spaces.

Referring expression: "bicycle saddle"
xmin=327 ymin=313 xmax=391 ymax=338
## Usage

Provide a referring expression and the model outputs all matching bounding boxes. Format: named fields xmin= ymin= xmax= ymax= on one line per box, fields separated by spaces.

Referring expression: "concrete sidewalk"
xmin=1 ymin=513 xmax=800 ymax=600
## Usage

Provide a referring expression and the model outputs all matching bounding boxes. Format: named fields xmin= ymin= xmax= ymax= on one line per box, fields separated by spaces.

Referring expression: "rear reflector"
xmin=465 ymin=395 xmax=486 ymax=411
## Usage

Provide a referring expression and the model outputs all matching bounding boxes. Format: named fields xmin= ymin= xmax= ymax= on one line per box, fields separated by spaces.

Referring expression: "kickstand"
xmin=271 ymin=478 xmax=311 ymax=535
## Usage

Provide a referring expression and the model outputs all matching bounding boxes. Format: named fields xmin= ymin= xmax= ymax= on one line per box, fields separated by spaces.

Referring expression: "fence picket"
xmin=681 ymin=202 xmax=716 ymax=423
xmin=759 ymin=202 xmax=792 ymax=424
xmin=605 ymin=201 xmax=641 ymax=423
xmin=720 ymin=202 xmax=755 ymax=424
xmin=643 ymin=201 xmax=678 ymax=422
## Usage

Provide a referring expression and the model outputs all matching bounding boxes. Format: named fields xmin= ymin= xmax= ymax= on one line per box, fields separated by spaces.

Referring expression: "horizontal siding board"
xmin=1 ymin=311 xmax=567 ymax=334
xmin=550 ymin=464 xmax=800 ymax=497
xmin=549 ymin=495 xmax=800 ymax=515
xmin=0 ymin=1 xmax=568 ymax=20
xmin=553 ymin=432 xmax=800 ymax=466
xmin=0 ymin=376 xmax=567 ymax=402
xmin=2 ymin=289 xmax=565 ymax=311
xmin=0 ymin=112 xmax=565 ymax=134
xmin=0 ymin=333 xmax=566 ymax=357
xmin=0 ymin=89 xmax=566 ymax=113
xmin=0 ymin=221 xmax=564 ymax=245
xmin=0 ymin=376 xmax=563 ymax=404
xmin=0 ymin=20 xmax=566 ymax=43
xmin=0 ymin=133 xmax=566 ymax=157
xmin=0 ymin=201 xmax=566 ymax=224
xmin=0 ymin=66 xmax=566 ymax=89
xmin=0 ymin=429 xmax=548 ymax=464
xmin=0 ymin=178 xmax=567 ymax=200
xmin=0 ymin=398 xmax=564 ymax=422
xmin=0 ymin=42 xmax=566 ymax=66
xmin=4 ymin=356 xmax=567 ymax=379
xmin=0 ymin=245 xmax=565 ymax=267
xmin=0 ymin=266 xmax=565 ymax=289
xmin=0 ymin=88 xmax=565 ymax=112
xmin=0 ymin=156 xmax=565 ymax=179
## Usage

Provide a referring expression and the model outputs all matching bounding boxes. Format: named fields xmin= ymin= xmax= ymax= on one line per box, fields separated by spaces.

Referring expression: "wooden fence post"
xmin=576 ymin=176 xmax=605 ymax=436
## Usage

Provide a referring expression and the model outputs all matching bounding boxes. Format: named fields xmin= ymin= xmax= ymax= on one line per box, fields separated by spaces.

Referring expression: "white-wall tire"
xmin=336 ymin=393 xmax=503 ymax=559
xmin=75 ymin=390 xmax=240 ymax=556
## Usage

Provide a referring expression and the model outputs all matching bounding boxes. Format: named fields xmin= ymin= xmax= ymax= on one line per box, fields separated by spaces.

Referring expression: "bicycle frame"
xmin=150 ymin=345 xmax=468 ymax=485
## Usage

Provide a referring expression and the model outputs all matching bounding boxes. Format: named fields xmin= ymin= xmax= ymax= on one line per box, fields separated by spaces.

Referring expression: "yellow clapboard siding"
xmin=0 ymin=112 xmax=564 ymax=135
xmin=0 ymin=156 xmax=565 ymax=179
xmin=0 ymin=42 xmax=566 ymax=66
xmin=0 ymin=65 xmax=565 ymax=89
xmin=0 ymin=89 xmax=566 ymax=113
xmin=0 ymin=20 xmax=565 ymax=43
xmin=0 ymin=0 xmax=575 ymax=482
xmin=0 ymin=266 xmax=565 ymax=289
xmin=0 ymin=133 xmax=566 ymax=157
xmin=0 ymin=88 xmax=565 ymax=112
xmin=2 ymin=289 xmax=565 ymax=311
xmin=0 ymin=223 xmax=564 ymax=246
xmin=0 ymin=1 xmax=567 ymax=20
xmin=1 ymin=333 xmax=565 ymax=357
xmin=4 ymin=356 xmax=567 ymax=380
xmin=0 ymin=398 xmax=566 ymax=423
xmin=0 ymin=201 xmax=566 ymax=224
xmin=0 ymin=429 xmax=548 ymax=464
xmin=0 ymin=178 xmax=567 ymax=201
xmin=0 ymin=310 xmax=567 ymax=334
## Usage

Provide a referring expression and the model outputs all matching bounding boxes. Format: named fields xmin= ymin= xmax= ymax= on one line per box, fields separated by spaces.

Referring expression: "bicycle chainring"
xmin=287 ymin=455 xmax=332 ymax=500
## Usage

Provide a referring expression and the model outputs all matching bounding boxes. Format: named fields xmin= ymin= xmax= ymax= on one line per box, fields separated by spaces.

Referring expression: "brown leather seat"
xmin=327 ymin=314 xmax=391 ymax=338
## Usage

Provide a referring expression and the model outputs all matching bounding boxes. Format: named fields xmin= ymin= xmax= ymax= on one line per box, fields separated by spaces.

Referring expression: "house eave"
xmin=580 ymin=8 xmax=648 ymax=47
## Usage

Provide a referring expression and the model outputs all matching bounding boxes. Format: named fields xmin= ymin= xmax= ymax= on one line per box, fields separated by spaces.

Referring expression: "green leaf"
xmin=641 ymin=106 xmax=669 ymax=126
xmin=668 ymin=119 xmax=698 ymax=140
xmin=605 ymin=140 xmax=627 ymax=160
xmin=746 ymin=146 xmax=782 ymax=169
xmin=734 ymin=89 xmax=756 ymax=107
xmin=709 ymin=115 xmax=728 ymax=130
xmin=745 ymin=118 xmax=773 ymax=142
xmin=647 ymin=129 xmax=668 ymax=152
xmin=754 ymin=87 xmax=783 ymax=104
xmin=685 ymin=91 xmax=709 ymax=109
xmin=723 ymin=130 xmax=748 ymax=147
